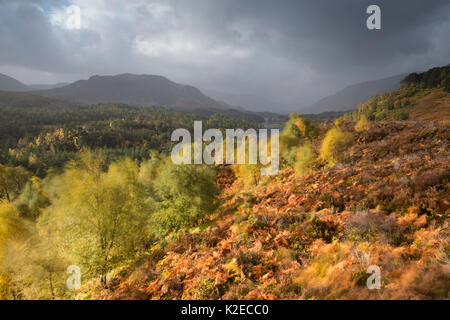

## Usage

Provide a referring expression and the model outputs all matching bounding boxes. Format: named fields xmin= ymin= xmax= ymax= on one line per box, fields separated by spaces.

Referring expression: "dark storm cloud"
xmin=0 ymin=0 xmax=101 ymax=72
xmin=0 ymin=0 xmax=449 ymax=112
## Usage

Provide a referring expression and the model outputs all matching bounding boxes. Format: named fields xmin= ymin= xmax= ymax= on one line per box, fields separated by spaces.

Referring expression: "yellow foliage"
xmin=0 ymin=165 xmax=32 ymax=201
xmin=355 ymin=115 xmax=371 ymax=132
xmin=320 ymin=128 xmax=353 ymax=166
xmin=0 ymin=201 xmax=25 ymax=300
xmin=223 ymin=258 xmax=242 ymax=279
xmin=233 ymin=164 xmax=260 ymax=188
xmin=295 ymin=118 xmax=308 ymax=136
xmin=0 ymin=201 xmax=23 ymax=256
xmin=294 ymin=141 xmax=317 ymax=177
xmin=0 ymin=270 xmax=12 ymax=299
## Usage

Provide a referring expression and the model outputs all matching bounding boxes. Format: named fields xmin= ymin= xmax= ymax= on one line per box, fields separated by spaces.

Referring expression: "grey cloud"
xmin=0 ymin=0 xmax=449 ymax=113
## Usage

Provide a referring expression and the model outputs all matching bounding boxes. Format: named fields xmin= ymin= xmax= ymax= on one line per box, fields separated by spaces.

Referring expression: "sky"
xmin=0 ymin=0 xmax=449 ymax=113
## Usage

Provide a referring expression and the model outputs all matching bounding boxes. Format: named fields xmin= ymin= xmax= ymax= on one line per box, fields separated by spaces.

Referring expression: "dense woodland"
xmin=0 ymin=95 xmax=260 ymax=176
xmin=0 ymin=68 xmax=449 ymax=300
xmin=402 ymin=66 xmax=450 ymax=92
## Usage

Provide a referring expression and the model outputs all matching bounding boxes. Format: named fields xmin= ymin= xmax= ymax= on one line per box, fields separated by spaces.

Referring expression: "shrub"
xmin=233 ymin=164 xmax=260 ymax=188
xmin=280 ymin=113 xmax=317 ymax=166
xmin=151 ymin=161 xmax=219 ymax=237
xmin=354 ymin=115 xmax=371 ymax=132
xmin=280 ymin=115 xmax=302 ymax=150
xmin=294 ymin=141 xmax=317 ymax=177
xmin=320 ymin=127 xmax=353 ymax=166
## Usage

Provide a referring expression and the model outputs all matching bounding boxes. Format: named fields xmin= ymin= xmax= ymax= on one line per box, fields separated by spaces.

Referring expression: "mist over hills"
xmin=1 ymin=70 xmax=437 ymax=120
xmin=202 ymin=88 xmax=284 ymax=113
xmin=0 ymin=73 xmax=30 ymax=92
xmin=0 ymin=72 xmax=286 ymax=123
xmin=28 ymin=83 xmax=70 ymax=90
xmin=307 ymin=74 xmax=407 ymax=113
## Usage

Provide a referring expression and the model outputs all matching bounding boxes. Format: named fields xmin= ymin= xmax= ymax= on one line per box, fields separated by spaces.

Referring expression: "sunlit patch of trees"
xmin=343 ymin=87 xmax=416 ymax=121
xmin=354 ymin=115 xmax=371 ymax=132
xmin=319 ymin=127 xmax=353 ymax=167
xmin=0 ymin=151 xmax=218 ymax=299
xmin=344 ymin=67 xmax=450 ymax=122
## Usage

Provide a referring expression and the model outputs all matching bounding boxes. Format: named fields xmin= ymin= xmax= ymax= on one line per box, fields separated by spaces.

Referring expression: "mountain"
xmin=35 ymin=74 xmax=227 ymax=111
xmin=0 ymin=73 xmax=30 ymax=92
xmin=28 ymin=82 xmax=70 ymax=90
xmin=308 ymin=74 xmax=406 ymax=113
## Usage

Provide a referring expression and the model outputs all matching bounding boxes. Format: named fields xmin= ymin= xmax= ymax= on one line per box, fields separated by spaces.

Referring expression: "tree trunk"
xmin=49 ymin=272 xmax=55 ymax=300
xmin=100 ymin=274 xmax=107 ymax=288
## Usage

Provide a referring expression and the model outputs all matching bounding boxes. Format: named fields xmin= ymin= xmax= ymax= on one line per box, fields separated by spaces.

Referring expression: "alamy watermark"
xmin=66 ymin=265 xmax=81 ymax=290
xmin=353 ymin=251 xmax=381 ymax=290
xmin=367 ymin=5 xmax=381 ymax=30
xmin=171 ymin=121 xmax=279 ymax=175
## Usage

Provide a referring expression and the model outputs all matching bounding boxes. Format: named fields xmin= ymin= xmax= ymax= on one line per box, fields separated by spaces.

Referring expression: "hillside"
xmin=0 ymin=73 xmax=30 ymax=92
xmin=1 ymin=94 xmax=448 ymax=301
xmin=308 ymin=74 xmax=405 ymax=113
xmin=85 ymin=120 xmax=449 ymax=300
xmin=1 ymin=66 xmax=449 ymax=301
xmin=0 ymin=90 xmax=70 ymax=109
xmin=407 ymin=89 xmax=450 ymax=121
xmin=344 ymin=88 xmax=450 ymax=122
xmin=35 ymin=74 xmax=227 ymax=111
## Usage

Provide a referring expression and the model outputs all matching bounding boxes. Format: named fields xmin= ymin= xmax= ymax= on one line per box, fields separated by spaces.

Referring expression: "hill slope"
xmin=343 ymin=66 xmax=450 ymax=121
xmin=35 ymin=74 xmax=227 ymax=111
xmin=0 ymin=90 xmax=69 ymax=109
xmin=91 ymin=120 xmax=449 ymax=300
xmin=0 ymin=73 xmax=30 ymax=92
xmin=309 ymin=74 xmax=405 ymax=113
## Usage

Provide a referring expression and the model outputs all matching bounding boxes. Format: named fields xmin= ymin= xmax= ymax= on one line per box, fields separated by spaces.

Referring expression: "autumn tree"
xmin=295 ymin=141 xmax=317 ymax=177
xmin=320 ymin=127 xmax=353 ymax=166
xmin=0 ymin=165 xmax=32 ymax=202
xmin=3 ymin=232 xmax=70 ymax=300
xmin=280 ymin=113 xmax=317 ymax=166
xmin=354 ymin=115 xmax=371 ymax=132
xmin=39 ymin=153 xmax=150 ymax=287
xmin=14 ymin=176 xmax=50 ymax=220
xmin=150 ymin=158 xmax=218 ymax=237
xmin=0 ymin=201 xmax=29 ymax=299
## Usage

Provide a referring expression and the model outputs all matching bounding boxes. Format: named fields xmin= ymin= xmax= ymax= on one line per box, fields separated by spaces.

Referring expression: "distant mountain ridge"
xmin=308 ymin=74 xmax=407 ymax=113
xmin=0 ymin=73 xmax=30 ymax=92
xmin=34 ymin=73 xmax=228 ymax=111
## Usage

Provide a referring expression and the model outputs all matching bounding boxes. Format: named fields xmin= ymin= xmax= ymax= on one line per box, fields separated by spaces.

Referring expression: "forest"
xmin=0 ymin=95 xmax=260 ymax=177
xmin=401 ymin=66 xmax=450 ymax=92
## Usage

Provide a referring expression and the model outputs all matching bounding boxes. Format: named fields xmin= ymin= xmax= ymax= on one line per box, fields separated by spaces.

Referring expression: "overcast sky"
xmin=1 ymin=0 xmax=449 ymax=112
